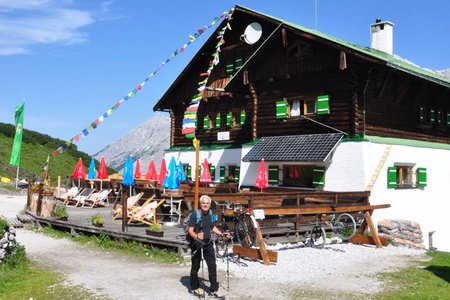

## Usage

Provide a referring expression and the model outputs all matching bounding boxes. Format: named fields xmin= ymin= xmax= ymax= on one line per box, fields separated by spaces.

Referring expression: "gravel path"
xmin=1 ymin=193 xmax=426 ymax=299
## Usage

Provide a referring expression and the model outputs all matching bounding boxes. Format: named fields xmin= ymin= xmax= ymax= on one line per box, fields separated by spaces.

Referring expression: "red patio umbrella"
xmin=254 ymin=159 xmax=268 ymax=192
xmin=97 ymin=156 xmax=109 ymax=179
xmin=134 ymin=159 xmax=142 ymax=179
xmin=158 ymin=158 xmax=167 ymax=186
xmin=145 ymin=160 xmax=158 ymax=181
xmin=200 ymin=158 xmax=212 ymax=184
xmin=72 ymin=158 xmax=86 ymax=187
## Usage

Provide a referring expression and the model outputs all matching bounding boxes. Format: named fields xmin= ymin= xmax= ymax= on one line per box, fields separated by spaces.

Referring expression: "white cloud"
xmin=0 ymin=0 xmax=98 ymax=55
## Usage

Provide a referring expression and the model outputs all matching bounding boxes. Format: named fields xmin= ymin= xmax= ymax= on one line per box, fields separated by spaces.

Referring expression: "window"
xmin=215 ymin=113 xmax=221 ymax=128
xmin=281 ymin=165 xmax=324 ymax=188
xmin=286 ymin=41 xmax=312 ymax=59
xmin=387 ymin=164 xmax=426 ymax=188
xmin=276 ymin=95 xmax=330 ymax=119
xmin=303 ymin=98 xmax=317 ymax=115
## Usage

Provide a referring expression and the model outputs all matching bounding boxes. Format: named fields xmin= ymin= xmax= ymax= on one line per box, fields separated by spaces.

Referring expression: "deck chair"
xmin=66 ymin=188 xmax=95 ymax=206
xmin=127 ymin=197 xmax=165 ymax=225
xmin=82 ymin=189 xmax=112 ymax=208
xmin=112 ymin=192 xmax=144 ymax=221
xmin=59 ymin=186 xmax=81 ymax=205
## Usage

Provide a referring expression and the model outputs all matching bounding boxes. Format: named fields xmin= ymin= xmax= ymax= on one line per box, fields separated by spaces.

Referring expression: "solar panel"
xmin=242 ymin=133 xmax=343 ymax=162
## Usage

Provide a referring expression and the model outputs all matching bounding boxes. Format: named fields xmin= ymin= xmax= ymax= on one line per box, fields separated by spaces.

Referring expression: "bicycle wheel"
xmin=335 ymin=213 xmax=357 ymax=241
xmin=234 ymin=214 xmax=256 ymax=248
xmin=310 ymin=225 xmax=326 ymax=249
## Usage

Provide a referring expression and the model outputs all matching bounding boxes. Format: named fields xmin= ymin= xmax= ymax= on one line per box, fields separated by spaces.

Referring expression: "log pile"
xmin=377 ymin=219 xmax=425 ymax=249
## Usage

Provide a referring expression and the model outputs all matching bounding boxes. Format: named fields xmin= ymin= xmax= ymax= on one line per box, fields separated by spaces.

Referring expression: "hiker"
xmin=187 ymin=195 xmax=230 ymax=298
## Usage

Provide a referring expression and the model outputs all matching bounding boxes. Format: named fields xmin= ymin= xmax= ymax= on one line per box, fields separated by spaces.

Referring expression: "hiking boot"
xmin=209 ymin=289 xmax=225 ymax=299
xmin=193 ymin=287 xmax=205 ymax=297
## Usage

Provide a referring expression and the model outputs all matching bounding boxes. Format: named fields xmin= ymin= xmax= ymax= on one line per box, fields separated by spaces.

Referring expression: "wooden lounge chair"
xmin=59 ymin=186 xmax=81 ymax=205
xmin=82 ymin=189 xmax=112 ymax=208
xmin=66 ymin=188 xmax=95 ymax=206
xmin=127 ymin=197 xmax=165 ymax=225
xmin=112 ymin=192 xmax=144 ymax=221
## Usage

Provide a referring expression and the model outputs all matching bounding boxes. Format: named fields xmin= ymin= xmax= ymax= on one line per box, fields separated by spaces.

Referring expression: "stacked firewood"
xmin=377 ymin=219 xmax=425 ymax=249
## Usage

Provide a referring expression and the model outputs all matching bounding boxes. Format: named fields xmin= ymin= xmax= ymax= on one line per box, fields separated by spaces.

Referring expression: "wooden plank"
xmin=262 ymin=204 xmax=390 ymax=216
xmin=350 ymin=234 xmax=389 ymax=247
xmin=363 ymin=210 xmax=382 ymax=248
xmin=254 ymin=219 xmax=270 ymax=265
xmin=232 ymin=245 xmax=278 ymax=263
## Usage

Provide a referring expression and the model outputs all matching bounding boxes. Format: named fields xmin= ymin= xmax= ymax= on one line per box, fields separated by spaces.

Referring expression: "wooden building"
xmin=153 ymin=5 xmax=450 ymax=251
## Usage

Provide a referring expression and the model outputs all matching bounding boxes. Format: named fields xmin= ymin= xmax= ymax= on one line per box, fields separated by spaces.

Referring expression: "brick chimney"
xmin=370 ymin=19 xmax=394 ymax=54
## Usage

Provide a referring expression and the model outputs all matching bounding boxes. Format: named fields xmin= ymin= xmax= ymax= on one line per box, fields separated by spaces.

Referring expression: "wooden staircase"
xmin=366 ymin=145 xmax=392 ymax=191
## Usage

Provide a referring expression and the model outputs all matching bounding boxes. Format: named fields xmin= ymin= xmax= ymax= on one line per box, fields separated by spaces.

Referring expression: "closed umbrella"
xmin=97 ymin=156 xmax=109 ymax=189
xmin=134 ymin=159 xmax=142 ymax=179
xmin=88 ymin=157 xmax=96 ymax=180
xmin=158 ymin=158 xmax=167 ymax=187
xmin=163 ymin=156 xmax=180 ymax=223
xmin=122 ymin=156 xmax=134 ymax=195
xmin=254 ymin=159 xmax=268 ymax=192
xmin=200 ymin=158 xmax=212 ymax=184
xmin=72 ymin=158 xmax=86 ymax=187
xmin=145 ymin=160 xmax=158 ymax=181
xmin=178 ymin=161 xmax=186 ymax=182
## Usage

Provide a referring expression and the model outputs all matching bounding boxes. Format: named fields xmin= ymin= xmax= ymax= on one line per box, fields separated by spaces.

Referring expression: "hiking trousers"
xmin=190 ymin=241 xmax=218 ymax=292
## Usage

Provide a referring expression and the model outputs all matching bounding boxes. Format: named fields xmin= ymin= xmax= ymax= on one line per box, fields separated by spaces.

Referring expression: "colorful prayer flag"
xmin=9 ymin=103 xmax=25 ymax=166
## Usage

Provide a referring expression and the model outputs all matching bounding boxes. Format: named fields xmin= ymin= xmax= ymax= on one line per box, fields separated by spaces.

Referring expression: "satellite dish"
xmin=242 ymin=22 xmax=262 ymax=45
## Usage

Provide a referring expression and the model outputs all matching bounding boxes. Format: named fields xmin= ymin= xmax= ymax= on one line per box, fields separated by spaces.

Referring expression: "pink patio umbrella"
xmin=158 ymin=158 xmax=167 ymax=187
xmin=200 ymin=158 xmax=212 ymax=184
xmin=254 ymin=159 xmax=268 ymax=192
xmin=134 ymin=159 xmax=142 ymax=179
xmin=145 ymin=160 xmax=158 ymax=181
xmin=97 ymin=156 xmax=109 ymax=189
xmin=72 ymin=158 xmax=87 ymax=187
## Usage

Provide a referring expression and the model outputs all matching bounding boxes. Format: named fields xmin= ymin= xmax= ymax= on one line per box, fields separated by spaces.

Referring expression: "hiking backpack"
xmin=184 ymin=209 xmax=218 ymax=242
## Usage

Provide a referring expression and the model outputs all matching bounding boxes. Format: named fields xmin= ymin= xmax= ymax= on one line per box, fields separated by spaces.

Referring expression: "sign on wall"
xmin=217 ymin=131 xmax=230 ymax=141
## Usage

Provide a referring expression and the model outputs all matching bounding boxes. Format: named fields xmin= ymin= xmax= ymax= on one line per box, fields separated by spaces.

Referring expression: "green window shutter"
xmin=203 ymin=116 xmax=209 ymax=130
xmin=387 ymin=166 xmax=397 ymax=188
xmin=219 ymin=166 xmax=226 ymax=183
xmin=187 ymin=165 xmax=192 ymax=178
xmin=226 ymin=63 xmax=234 ymax=75
xmin=276 ymin=100 xmax=288 ymax=119
xmin=429 ymin=108 xmax=435 ymax=123
xmin=268 ymin=166 xmax=279 ymax=185
xmin=235 ymin=58 xmax=243 ymax=72
xmin=316 ymin=95 xmax=330 ymax=115
xmin=234 ymin=166 xmax=240 ymax=181
xmin=417 ymin=167 xmax=427 ymax=187
xmin=215 ymin=114 xmax=221 ymax=128
xmin=240 ymin=111 xmax=246 ymax=125
xmin=419 ymin=106 xmax=424 ymax=122
xmin=226 ymin=112 xmax=233 ymax=126
xmin=312 ymin=166 xmax=325 ymax=188
xmin=210 ymin=165 xmax=216 ymax=180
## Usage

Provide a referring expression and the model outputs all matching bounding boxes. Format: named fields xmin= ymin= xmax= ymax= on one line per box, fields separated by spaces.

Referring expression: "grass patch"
xmin=0 ymin=246 xmax=106 ymax=300
xmin=41 ymin=225 xmax=183 ymax=264
xmin=376 ymin=251 xmax=450 ymax=299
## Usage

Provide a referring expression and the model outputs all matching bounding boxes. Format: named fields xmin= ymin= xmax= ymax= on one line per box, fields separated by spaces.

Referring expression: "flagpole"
xmin=194 ymin=139 xmax=200 ymax=211
xmin=15 ymin=166 xmax=19 ymax=188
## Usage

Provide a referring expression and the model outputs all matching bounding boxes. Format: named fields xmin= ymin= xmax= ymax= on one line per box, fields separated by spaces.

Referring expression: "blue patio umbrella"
xmin=177 ymin=161 xmax=186 ymax=182
xmin=88 ymin=157 xmax=97 ymax=180
xmin=122 ymin=156 xmax=135 ymax=194
xmin=163 ymin=156 xmax=180 ymax=222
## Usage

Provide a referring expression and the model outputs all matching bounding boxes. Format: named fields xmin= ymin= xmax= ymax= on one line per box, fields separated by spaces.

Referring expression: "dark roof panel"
xmin=242 ymin=133 xmax=343 ymax=162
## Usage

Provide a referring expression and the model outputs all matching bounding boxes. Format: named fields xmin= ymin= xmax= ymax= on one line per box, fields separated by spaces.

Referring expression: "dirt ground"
xmin=2 ymin=193 xmax=425 ymax=299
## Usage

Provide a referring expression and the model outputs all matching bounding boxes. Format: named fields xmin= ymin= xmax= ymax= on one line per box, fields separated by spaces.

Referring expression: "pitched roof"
xmin=242 ymin=133 xmax=343 ymax=162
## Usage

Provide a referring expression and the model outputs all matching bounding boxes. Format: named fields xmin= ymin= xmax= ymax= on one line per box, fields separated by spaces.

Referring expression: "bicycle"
xmin=310 ymin=212 xmax=357 ymax=249
xmin=213 ymin=203 xmax=258 ymax=258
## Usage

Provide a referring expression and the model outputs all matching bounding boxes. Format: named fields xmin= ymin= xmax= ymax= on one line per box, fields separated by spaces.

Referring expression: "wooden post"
xmin=194 ymin=139 xmax=200 ymax=211
xmin=36 ymin=183 xmax=44 ymax=217
xmin=254 ymin=219 xmax=270 ymax=265
xmin=364 ymin=210 xmax=382 ymax=248
xmin=122 ymin=188 xmax=129 ymax=232
xmin=295 ymin=194 xmax=300 ymax=231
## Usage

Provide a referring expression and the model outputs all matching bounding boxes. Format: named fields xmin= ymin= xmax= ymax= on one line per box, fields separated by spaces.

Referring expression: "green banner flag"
xmin=9 ymin=103 xmax=25 ymax=166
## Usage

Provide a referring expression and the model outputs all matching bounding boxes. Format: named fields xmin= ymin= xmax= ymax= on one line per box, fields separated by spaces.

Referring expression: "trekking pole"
xmin=226 ymin=243 xmax=230 ymax=291
xmin=201 ymin=245 xmax=206 ymax=300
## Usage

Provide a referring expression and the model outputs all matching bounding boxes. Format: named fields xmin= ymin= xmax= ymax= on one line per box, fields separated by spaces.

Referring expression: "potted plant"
xmin=91 ymin=213 xmax=105 ymax=227
xmin=54 ymin=205 xmax=69 ymax=221
xmin=146 ymin=222 xmax=164 ymax=237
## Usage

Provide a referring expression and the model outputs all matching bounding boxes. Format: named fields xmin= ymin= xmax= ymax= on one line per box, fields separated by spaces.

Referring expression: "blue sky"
xmin=1 ymin=0 xmax=449 ymax=155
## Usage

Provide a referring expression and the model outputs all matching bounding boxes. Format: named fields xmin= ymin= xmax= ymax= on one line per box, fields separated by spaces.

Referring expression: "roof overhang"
xmin=242 ymin=133 xmax=343 ymax=162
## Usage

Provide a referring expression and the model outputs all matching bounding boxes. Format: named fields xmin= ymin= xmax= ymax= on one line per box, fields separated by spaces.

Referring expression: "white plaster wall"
xmin=367 ymin=144 xmax=450 ymax=252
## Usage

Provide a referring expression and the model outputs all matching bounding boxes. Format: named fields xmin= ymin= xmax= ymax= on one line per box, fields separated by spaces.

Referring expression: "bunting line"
xmin=50 ymin=8 xmax=234 ymax=158
xmin=181 ymin=8 xmax=235 ymax=139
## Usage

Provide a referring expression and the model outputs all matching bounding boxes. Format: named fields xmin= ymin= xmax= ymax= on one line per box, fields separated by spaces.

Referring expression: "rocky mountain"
xmin=93 ymin=114 xmax=170 ymax=172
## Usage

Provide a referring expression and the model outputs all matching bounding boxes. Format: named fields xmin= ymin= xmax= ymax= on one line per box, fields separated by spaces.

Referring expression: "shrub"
xmin=54 ymin=206 xmax=68 ymax=219
xmin=0 ymin=218 xmax=8 ymax=236
xmin=148 ymin=223 xmax=162 ymax=232
xmin=90 ymin=214 xmax=105 ymax=226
